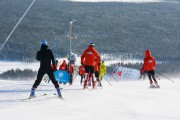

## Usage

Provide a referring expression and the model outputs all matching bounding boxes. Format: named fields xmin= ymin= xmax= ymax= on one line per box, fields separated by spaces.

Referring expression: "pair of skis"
xmin=28 ymin=93 xmax=63 ymax=100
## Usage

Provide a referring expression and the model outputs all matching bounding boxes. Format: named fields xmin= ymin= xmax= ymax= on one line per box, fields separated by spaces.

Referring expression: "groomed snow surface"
xmin=0 ymin=77 xmax=180 ymax=120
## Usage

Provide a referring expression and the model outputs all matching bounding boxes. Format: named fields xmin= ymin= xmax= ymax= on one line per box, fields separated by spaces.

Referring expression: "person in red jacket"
xmin=67 ymin=63 xmax=74 ymax=85
xmin=51 ymin=60 xmax=59 ymax=72
xmin=81 ymin=43 xmax=100 ymax=89
xmin=79 ymin=65 xmax=86 ymax=85
xmin=144 ymin=50 xmax=159 ymax=88
xmin=59 ymin=60 xmax=68 ymax=71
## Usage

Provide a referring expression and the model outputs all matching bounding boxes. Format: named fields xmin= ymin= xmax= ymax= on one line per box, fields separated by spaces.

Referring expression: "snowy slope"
xmin=0 ymin=77 xmax=179 ymax=120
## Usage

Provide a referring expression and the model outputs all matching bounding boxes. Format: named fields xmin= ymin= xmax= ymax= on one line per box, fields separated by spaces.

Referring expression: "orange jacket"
xmin=144 ymin=50 xmax=156 ymax=71
xmin=59 ymin=60 xmax=68 ymax=71
xmin=81 ymin=46 xmax=100 ymax=66
xmin=51 ymin=64 xmax=57 ymax=71
xmin=79 ymin=65 xmax=86 ymax=75
xmin=67 ymin=63 xmax=74 ymax=75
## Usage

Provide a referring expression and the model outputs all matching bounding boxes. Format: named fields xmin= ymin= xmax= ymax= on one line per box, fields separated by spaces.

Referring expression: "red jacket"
xmin=59 ymin=60 xmax=68 ymax=71
xmin=79 ymin=65 xmax=86 ymax=75
xmin=51 ymin=64 xmax=57 ymax=71
xmin=144 ymin=50 xmax=156 ymax=71
xmin=81 ymin=46 xmax=100 ymax=66
xmin=67 ymin=63 xmax=74 ymax=75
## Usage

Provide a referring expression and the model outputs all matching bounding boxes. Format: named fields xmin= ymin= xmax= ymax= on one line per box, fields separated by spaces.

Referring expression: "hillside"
xmin=0 ymin=0 xmax=180 ymax=60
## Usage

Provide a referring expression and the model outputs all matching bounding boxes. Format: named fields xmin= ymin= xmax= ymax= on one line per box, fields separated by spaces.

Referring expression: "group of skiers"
xmin=29 ymin=40 xmax=107 ymax=99
xmin=29 ymin=39 xmax=160 ymax=99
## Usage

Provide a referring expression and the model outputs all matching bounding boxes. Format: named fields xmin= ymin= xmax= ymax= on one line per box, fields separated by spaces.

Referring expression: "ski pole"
xmin=103 ymin=76 xmax=112 ymax=85
xmin=73 ymin=72 xmax=79 ymax=80
xmin=44 ymin=76 xmax=49 ymax=82
xmin=155 ymin=71 xmax=174 ymax=82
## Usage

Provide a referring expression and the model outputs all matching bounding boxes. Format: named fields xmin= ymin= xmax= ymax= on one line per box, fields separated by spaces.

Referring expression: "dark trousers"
xmin=32 ymin=66 xmax=59 ymax=89
xmin=69 ymin=74 xmax=73 ymax=85
xmin=147 ymin=70 xmax=157 ymax=84
xmin=84 ymin=65 xmax=94 ymax=74
xmin=80 ymin=74 xmax=85 ymax=83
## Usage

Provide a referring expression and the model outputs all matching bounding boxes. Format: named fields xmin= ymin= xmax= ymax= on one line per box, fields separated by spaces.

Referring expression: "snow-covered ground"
xmin=0 ymin=77 xmax=179 ymax=120
xmin=0 ymin=61 xmax=179 ymax=120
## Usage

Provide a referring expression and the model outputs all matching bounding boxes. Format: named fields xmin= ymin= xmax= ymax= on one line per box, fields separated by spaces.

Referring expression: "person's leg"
xmin=30 ymin=68 xmax=45 ymax=97
xmin=32 ymin=68 xmax=45 ymax=89
xmin=147 ymin=71 xmax=153 ymax=85
xmin=80 ymin=75 xmax=83 ymax=84
xmin=69 ymin=75 xmax=73 ymax=85
xmin=47 ymin=68 xmax=59 ymax=89
xmin=47 ymin=67 xmax=62 ymax=98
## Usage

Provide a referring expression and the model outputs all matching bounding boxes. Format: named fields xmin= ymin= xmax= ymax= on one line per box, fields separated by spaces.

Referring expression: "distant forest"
xmin=0 ymin=0 xmax=180 ymax=74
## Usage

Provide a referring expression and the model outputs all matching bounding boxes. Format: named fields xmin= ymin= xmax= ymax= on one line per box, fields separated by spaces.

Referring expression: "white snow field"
xmin=0 ymin=61 xmax=179 ymax=120
xmin=0 ymin=76 xmax=179 ymax=120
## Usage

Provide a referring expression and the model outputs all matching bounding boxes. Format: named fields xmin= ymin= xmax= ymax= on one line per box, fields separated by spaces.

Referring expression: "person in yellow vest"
xmin=98 ymin=61 xmax=107 ymax=87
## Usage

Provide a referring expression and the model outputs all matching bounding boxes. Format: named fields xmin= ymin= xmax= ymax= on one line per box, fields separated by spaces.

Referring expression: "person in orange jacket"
xmin=81 ymin=43 xmax=100 ymax=89
xmin=138 ymin=64 xmax=146 ymax=80
xmin=79 ymin=65 xmax=86 ymax=85
xmin=51 ymin=60 xmax=59 ymax=72
xmin=144 ymin=50 xmax=159 ymax=88
xmin=59 ymin=60 xmax=68 ymax=71
xmin=67 ymin=63 xmax=74 ymax=85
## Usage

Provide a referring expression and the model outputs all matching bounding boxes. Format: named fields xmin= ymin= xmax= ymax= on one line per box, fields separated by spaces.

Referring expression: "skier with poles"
xmin=29 ymin=40 xmax=62 ymax=99
xmin=81 ymin=43 xmax=101 ymax=89
xmin=144 ymin=50 xmax=160 ymax=88
xmin=98 ymin=61 xmax=107 ymax=87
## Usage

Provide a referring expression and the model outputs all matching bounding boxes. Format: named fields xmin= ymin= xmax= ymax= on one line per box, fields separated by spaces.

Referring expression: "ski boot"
xmin=83 ymin=80 xmax=88 ymax=89
xmin=57 ymin=88 xmax=63 ymax=99
xmin=155 ymin=83 xmax=160 ymax=88
xmin=92 ymin=81 xmax=96 ymax=89
xmin=29 ymin=88 xmax=36 ymax=99
xmin=149 ymin=83 xmax=155 ymax=88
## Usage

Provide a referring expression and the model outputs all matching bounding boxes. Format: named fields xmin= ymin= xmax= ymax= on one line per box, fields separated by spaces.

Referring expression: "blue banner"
xmin=54 ymin=70 xmax=70 ymax=83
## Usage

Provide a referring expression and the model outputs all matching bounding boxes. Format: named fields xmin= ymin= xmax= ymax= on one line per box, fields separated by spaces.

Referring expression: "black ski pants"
xmin=147 ymin=70 xmax=157 ymax=84
xmin=32 ymin=66 xmax=59 ymax=89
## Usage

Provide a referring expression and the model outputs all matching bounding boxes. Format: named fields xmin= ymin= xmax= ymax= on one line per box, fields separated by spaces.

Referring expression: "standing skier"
xmin=81 ymin=43 xmax=101 ymax=89
xmin=59 ymin=60 xmax=68 ymax=71
xmin=79 ymin=65 xmax=86 ymax=85
xmin=29 ymin=40 xmax=62 ymax=98
xmin=67 ymin=62 xmax=74 ymax=85
xmin=99 ymin=61 xmax=107 ymax=87
xmin=144 ymin=50 xmax=159 ymax=88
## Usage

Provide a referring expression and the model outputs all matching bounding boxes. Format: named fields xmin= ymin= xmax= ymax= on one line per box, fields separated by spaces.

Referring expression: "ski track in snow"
xmin=0 ymin=77 xmax=180 ymax=120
